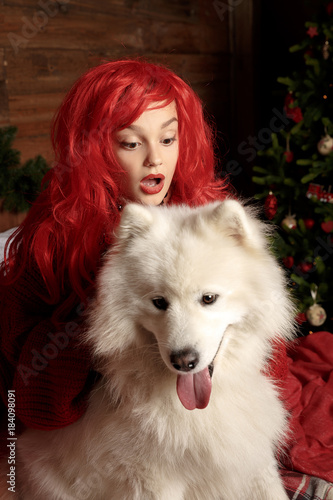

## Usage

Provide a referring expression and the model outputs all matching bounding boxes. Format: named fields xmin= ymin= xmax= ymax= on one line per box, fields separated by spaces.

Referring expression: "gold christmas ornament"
xmin=282 ymin=214 xmax=297 ymax=230
xmin=305 ymin=286 xmax=327 ymax=327
xmin=306 ymin=304 xmax=327 ymax=326
xmin=317 ymin=134 xmax=333 ymax=155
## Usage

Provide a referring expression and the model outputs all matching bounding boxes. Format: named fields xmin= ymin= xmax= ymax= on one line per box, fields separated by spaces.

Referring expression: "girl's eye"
xmin=121 ymin=142 xmax=140 ymax=150
xmin=161 ymin=137 xmax=176 ymax=146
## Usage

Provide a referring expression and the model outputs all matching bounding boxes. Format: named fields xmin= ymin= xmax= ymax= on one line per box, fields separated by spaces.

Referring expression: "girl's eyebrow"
xmin=126 ymin=117 xmax=178 ymax=132
xmin=161 ymin=117 xmax=178 ymax=129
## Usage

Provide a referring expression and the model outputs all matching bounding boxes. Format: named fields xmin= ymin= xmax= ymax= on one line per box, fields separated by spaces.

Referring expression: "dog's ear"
xmin=117 ymin=203 xmax=154 ymax=244
xmin=210 ymin=200 xmax=262 ymax=247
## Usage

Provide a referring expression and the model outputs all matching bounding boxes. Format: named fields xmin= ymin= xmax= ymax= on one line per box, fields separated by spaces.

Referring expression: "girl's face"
xmin=113 ymin=101 xmax=179 ymax=205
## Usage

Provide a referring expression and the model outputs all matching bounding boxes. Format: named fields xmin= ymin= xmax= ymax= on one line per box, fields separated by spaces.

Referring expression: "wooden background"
xmin=0 ymin=0 xmax=255 ymax=230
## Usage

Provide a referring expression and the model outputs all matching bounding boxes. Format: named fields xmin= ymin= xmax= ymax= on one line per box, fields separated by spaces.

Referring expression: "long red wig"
xmin=1 ymin=59 xmax=228 ymax=314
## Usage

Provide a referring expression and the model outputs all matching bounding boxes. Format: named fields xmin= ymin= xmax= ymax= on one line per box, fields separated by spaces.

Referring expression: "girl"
xmin=0 ymin=59 xmax=287 ymax=435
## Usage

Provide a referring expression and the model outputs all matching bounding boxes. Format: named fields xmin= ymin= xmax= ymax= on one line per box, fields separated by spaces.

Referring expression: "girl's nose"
xmin=144 ymin=144 xmax=162 ymax=167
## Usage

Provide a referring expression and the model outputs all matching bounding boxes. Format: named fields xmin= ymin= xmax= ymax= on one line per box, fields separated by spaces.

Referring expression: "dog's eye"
xmin=152 ymin=297 xmax=169 ymax=310
xmin=201 ymin=294 xmax=218 ymax=305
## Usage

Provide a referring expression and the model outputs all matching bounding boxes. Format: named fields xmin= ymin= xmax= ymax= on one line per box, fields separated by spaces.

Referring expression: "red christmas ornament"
xmin=327 ymin=2 xmax=333 ymax=15
xmin=306 ymin=183 xmax=323 ymax=200
xmin=283 ymin=150 xmax=294 ymax=163
xmin=284 ymin=93 xmax=303 ymax=123
xmin=264 ymin=192 xmax=278 ymax=220
xmin=321 ymin=220 xmax=333 ymax=233
xmin=283 ymin=256 xmax=294 ymax=268
xmin=303 ymin=218 xmax=315 ymax=230
xmin=299 ymin=262 xmax=313 ymax=273
xmin=307 ymin=26 xmax=318 ymax=38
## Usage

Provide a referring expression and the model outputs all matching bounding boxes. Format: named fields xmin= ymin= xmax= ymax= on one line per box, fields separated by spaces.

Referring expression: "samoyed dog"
xmin=16 ymin=200 xmax=295 ymax=499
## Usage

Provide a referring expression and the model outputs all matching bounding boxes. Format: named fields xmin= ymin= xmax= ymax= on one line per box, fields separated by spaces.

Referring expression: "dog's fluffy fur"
xmin=16 ymin=200 xmax=295 ymax=499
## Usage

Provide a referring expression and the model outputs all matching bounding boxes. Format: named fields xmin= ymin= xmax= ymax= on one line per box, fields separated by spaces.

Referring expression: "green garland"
xmin=0 ymin=126 xmax=48 ymax=213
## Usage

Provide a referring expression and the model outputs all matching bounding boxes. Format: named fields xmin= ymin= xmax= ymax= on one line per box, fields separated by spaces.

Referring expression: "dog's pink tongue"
xmin=176 ymin=367 xmax=212 ymax=410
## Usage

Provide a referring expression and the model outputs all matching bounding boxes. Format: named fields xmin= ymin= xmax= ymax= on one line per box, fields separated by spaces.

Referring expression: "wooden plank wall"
xmin=0 ymin=0 xmax=231 ymax=167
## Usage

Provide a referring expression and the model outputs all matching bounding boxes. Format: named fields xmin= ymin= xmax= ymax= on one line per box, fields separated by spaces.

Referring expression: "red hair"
xmin=1 ymin=59 xmax=228 ymax=315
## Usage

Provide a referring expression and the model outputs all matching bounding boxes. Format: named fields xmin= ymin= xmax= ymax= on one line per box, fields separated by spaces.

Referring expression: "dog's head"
xmin=88 ymin=200 xmax=294 ymax=409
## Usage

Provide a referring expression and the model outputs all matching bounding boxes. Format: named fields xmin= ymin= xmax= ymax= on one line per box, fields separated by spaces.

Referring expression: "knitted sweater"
xmin=0 ymin=262 xmax=289 ymax=432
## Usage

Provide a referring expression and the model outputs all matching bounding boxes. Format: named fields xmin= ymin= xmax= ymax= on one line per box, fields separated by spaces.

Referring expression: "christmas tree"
xmin=0 ymin=126 xmax=48 ymax=213
xmin=252 ymin=2 xmax=333 ymax=331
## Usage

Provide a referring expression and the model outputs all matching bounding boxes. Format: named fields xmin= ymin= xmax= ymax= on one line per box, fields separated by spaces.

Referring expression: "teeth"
xmin=145 ymin=180 xmax=156 ymax=187
xmin=143 ymin=178 xmax=159 ymax=186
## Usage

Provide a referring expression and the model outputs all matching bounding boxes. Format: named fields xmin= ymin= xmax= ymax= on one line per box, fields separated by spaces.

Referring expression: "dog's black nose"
xmin=170 ymin=349 xmax=199 ymax=372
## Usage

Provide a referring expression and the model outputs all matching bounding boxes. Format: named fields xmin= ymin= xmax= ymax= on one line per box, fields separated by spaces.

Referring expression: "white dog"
xmin=15 ymin=200 xmax=295 ymax=499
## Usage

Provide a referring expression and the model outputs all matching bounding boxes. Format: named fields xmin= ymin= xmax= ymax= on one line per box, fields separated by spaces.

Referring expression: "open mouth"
xmin=174 ymin=336 xmax=224 ymax=411
xmin=140 ymin=174 xmax=165 ymax=195
xmin=176 ymin=362 xmax=214 ymax=411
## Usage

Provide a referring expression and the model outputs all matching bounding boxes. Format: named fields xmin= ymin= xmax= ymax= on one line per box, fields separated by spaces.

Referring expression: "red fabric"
xmin=0 ymin=262 xmax=94 ymax=432
xmin=284 ymin=331 xmax=333 ymax=483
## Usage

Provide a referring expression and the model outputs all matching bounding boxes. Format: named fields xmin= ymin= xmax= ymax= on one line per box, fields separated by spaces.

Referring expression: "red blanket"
xmin=284 ymin=331 xmax=333 ymax=484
